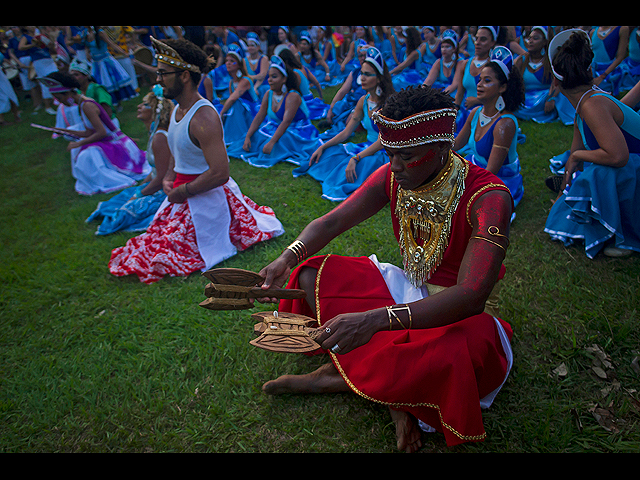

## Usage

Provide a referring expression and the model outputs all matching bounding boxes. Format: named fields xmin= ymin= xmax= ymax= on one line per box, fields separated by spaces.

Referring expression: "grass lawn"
xmin=1 ymin=83 xmax=639 ymax=453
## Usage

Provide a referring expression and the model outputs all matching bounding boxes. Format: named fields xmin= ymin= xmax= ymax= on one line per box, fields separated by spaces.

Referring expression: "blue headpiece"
xmin=226 ymin=43 xmax=243 ymax=62
xmin=441 ymin=29 xmax=458 ymax=48
xmin=270 ymin=55 xmax=288 ymax=77
xmin=480 ymin=26 xmax=500 ymax=41
xmin=364 ymin=46 xmax=384 ymax=74
xmin=531 ymin=26 xmax=549 ymax=40
xmin=299 ymin=30 xmax=313 ymax=44
xmin=490 ymin=46 xmax=513 ymax=79
xmin=246 ymin=32 xmax=261 ymax=46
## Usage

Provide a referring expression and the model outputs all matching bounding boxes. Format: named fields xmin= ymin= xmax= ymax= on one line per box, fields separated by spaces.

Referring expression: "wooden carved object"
xmin=249 ymin=311 xmax=322 ymax=353
xmin=199 ymin=268 xmax=307 ymax=311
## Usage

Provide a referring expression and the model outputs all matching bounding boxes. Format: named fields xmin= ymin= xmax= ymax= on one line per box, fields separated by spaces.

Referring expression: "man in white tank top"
xmin=152 ymin=37 xmax=231 ymax=201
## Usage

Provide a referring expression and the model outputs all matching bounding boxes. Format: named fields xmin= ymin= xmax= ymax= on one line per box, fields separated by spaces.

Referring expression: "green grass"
xmin=1 ymin=85 xmax=639 ymax=453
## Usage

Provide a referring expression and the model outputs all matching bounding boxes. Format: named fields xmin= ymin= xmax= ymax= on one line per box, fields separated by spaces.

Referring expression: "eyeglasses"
xmin=156 ymin=70 xmax=183 ymax=79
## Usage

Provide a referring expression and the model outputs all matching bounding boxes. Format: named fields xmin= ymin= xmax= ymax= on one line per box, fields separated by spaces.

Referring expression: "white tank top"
xmin=168 ymin=98 xmax=217 ymax=175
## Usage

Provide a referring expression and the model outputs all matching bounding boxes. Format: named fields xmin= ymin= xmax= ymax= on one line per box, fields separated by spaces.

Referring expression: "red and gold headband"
xmin=373 ymin=108 xmax=457 ymax=148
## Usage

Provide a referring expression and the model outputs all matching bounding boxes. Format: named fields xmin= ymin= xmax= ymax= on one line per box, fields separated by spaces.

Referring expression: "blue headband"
xmin=490 ymin=46 xmax=513 ymax=79
xmin=270 ymin=55 xmax=288 ymax=77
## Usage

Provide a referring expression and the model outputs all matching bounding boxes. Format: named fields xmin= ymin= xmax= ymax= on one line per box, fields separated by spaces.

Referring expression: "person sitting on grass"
xmin=253 ymin=85 xmax=515 ymax=452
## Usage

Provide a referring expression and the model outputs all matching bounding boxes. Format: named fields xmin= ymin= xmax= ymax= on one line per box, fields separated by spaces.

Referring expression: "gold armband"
xmin=285 ymin=240 xmax=308 ymax=264
xmin=471 ymin=225 xmax=510 ymax=253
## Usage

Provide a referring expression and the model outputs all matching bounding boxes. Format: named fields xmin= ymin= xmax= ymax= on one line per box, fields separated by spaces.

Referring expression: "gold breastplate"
xmin=393 ymin=152 xmax=468 ymax=288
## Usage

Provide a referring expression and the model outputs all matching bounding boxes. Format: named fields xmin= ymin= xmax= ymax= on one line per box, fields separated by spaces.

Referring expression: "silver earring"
xmin=376 ymin=85 xmax=382 ymax=96
xmin=496 ymin=95 xmax=505 ymax=112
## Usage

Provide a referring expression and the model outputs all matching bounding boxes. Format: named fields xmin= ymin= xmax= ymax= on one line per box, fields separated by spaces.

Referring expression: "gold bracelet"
xmin=285 ymin=240 xmax=308 ymax=264
xmin=386 ymin=304 xmax=412 ymax=330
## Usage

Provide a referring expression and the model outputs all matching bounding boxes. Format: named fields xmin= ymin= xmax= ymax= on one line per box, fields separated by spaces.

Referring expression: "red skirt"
xmin=279 ymin=254 xmax=513 ymax=447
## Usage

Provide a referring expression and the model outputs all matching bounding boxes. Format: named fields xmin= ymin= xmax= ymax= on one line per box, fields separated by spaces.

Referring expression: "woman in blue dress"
xmin=85 ymin=27 xmax=136 ymax=104
xmin=544 ymin=29 xmax=640 ymax=258
xmin=390 ymin=27 xmax=424 ymax=91
xmin=371 ymin=26 xmax=394 ymax=69
xmin=619 ymin=27 xmax=640 ymax=94
xmin=218 ymin=45 xmax=261 ymax=146
xmin=293 ymin=47 xmax=395 ymax=201
xmin=453 ymin=26 xmax=497 ymax=133
xmin=317 ymin=27 xmax=344 ymax=85
xmin=423 ymin=29 xmax=461 ymax=98
xmin=297 ymin=30 xmax=334 ymax=87
xmin=590 ymin=26 xmax=629 ymax=96
xmin=320 ymin=42 xmax=368 ymax=139
xmin=454 ymin=46 xmax=525 ymax=217
xmin=279 ymin=48 xmax=329 ymax=121
xmin=86 ymin=86 xmax=173 ymax=235
xmin=513 ymin=26 xmax=560 ymax=124
xmin=418 ymin=26 xmax=442 ymax=78
xmin=227 ymin=55 xmax=319 ymax=168
xmin=244 ymin=32 xmax=270 ymax=99
xmin=340 ymin=27 xmax=374 ymax=75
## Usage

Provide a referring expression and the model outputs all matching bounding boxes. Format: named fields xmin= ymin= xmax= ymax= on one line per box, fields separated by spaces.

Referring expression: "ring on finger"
xmin=331 ymin=344 xmax=341 ymax=353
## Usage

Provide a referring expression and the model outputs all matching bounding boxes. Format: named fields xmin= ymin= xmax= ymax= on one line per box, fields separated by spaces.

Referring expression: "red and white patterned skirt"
xmin=109 ymin=174 xmax=283 ymax=284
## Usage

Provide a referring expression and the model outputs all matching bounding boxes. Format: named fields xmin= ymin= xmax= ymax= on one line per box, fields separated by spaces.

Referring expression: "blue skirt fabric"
xmin=92 ymin=56 xmax=137 ymax=103
xmin=304 ymin=93 xmax=330 ymax=120
xmin=86 ymin=182 xmax=166 ymax=235
xmin=293 ymin=141 xmax=388 ymax=201
xmin=515 ymin=89 xmax=559 ymax=124
xmin=227 ymin=119 xmax=320 ymax=168
xmin=544 ymin=154 xmax=640 ymax=258
xmin=222 ymin=98 xmax=260 ymax=146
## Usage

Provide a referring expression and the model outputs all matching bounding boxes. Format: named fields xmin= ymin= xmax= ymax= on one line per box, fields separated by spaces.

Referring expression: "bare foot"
xmin=389 ymin=408 xmax=423 ymax=453
xmin=262 ymin=363 xmax=349 ymax=395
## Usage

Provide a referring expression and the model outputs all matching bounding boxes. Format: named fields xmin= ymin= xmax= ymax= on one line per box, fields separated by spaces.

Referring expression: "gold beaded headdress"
xmin=151 ymin=36 xmax=201 ymax=74
xmin=373 ymin=108 xmax=457 ymax=149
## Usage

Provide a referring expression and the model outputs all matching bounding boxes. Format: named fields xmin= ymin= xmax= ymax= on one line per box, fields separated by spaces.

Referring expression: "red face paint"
xmin=406 ymin=149 xmax=437 ymax=169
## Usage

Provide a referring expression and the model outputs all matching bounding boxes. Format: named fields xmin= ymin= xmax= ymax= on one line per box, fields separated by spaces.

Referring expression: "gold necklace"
xmin=394 ymin=151 xmax=468 ymax=288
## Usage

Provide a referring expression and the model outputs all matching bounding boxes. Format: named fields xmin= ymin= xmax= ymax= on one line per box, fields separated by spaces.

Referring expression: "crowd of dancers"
xmin=2 ymin=26 xmax=640 ymax=283
xmin=2 ymin=25 xmax=640 ymax=452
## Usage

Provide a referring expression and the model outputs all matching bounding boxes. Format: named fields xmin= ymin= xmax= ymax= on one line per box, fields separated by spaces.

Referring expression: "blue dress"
xmin=620 ymin=27 xmax=640 ymax=94
xmin=456 ymin=58 xmax=482 ymax=133
xmin=545 ymin=92 xmax=640 ymax=257
xmin=295 ymin=67 xmax=329 ymax=120
xmin=245 ymin=53 xmax=270 ymax=99
xmin=321 ymin=66 xmax=366 ymax=140
xmin=591 ymin=26 xmax=625 ymax=96
xmin=463 ymin=109 xmax=524 ymax=211
xmin=515 ymin=61 xmax=559 ymax=124
xmin=86 ymin=33 xmax=136 ymax=103
xmin=226 ymin=89 xmax=320 ymax=168
xmin=293 ymin=94 xmax=388 ymax=201
xmin=221 ymin=76 xmax=261 ymax=146
xmin=391 ymin=49 xmax=424 ymax=91
xmin=430 ymin=58 xmax=460 ymax=97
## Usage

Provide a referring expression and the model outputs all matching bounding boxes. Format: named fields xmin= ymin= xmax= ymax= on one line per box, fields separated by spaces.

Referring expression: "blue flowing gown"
xmin=226 ymin=89 xmax=320 ymax=168
xmin=545 ymin=92 xmax=640 ymax=257
xmin=293 ymin=93 xmax=388 ymax=201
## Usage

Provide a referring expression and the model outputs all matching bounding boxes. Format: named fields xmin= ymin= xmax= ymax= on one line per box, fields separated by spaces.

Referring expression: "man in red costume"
xmin=256 ymin=85 xmax=514 ymax=452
